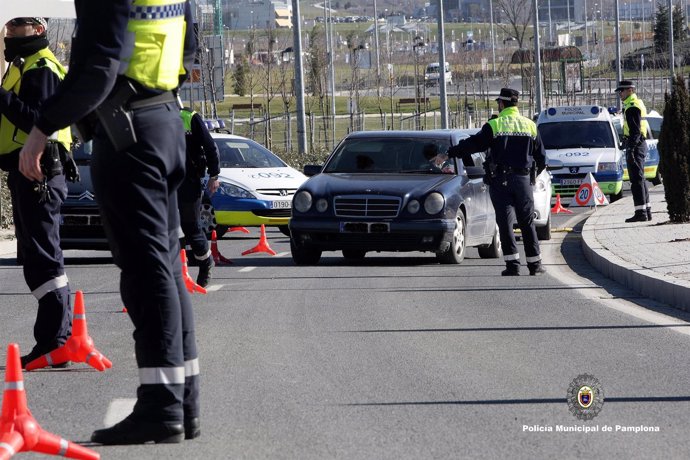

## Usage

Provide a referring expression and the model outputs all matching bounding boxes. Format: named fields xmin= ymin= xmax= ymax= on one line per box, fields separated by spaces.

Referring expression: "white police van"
xmin=536 ymin=106 xmax=624 ymax=202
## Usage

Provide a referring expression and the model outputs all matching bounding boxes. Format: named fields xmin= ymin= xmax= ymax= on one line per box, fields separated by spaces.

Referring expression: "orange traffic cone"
xmin=228 ymin=227 xmax=250 ymax=234
xmin=551 ymin=193 xmax=573 ymax=214
xmin=0 ymin=343 xmax=100 ymax=460
xmin=181 ymin=249 xmax=207 ymax=294
xmin=26 ymin=291 xmax=112 ymax=372
xmin=121 ymin=307 xmax=128 ymax=313
xmin=210 ymin=230 xmax=232 ymax=265
xmin=241 ymin=225 xmax=277 ymax=256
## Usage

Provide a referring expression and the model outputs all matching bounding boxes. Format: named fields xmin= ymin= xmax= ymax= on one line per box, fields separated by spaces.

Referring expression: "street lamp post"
xmin=413 ymin=37 xmax=425 ymax=130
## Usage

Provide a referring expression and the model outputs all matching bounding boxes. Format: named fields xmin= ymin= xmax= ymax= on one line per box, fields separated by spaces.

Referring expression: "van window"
xmin=538 ymin=121 xmax=615 ymax=149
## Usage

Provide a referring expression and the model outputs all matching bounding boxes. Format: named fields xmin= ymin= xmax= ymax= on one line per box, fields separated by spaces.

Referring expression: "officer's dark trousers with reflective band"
xmin=489 ymin=174 xmax=540 ymax=267
xmin=90 ymin=102 xmax=200 ymax=423
xmin=178 ymin=177 xmax=210 ymax=261
xmin=6 ymin=166 xmax=72 ymax=351
xmin=626 ymin=141 xmax=649 ymax=210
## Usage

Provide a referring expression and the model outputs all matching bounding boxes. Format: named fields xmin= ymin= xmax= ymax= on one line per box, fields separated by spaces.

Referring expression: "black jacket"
xmin=186 ymin=112 xmax=220 ymax=178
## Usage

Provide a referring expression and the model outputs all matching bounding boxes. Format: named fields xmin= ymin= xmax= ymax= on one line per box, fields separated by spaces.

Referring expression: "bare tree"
xmin=496 ymin=0 xmax=533 ymax=49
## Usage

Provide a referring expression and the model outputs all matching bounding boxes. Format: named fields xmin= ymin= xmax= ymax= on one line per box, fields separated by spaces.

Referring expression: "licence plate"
xmin=561 ymin=179 xmax=583 ymax=186
xmin=271 ymin=200 xmax=291 ymax=209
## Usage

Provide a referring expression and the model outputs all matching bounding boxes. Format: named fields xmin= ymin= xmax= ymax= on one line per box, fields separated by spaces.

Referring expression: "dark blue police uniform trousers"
xmin=178 ymin=176 xmax=210 ymax=261
xmin=7 ymin=167 xmax=72 ymax=350
xmin=489 ymin=173 xmax=540 ymax=266
xmin=90 ymin=102 xmax=200 ymax=423
xmin=626 ymin=141 xmax=649 ymax=209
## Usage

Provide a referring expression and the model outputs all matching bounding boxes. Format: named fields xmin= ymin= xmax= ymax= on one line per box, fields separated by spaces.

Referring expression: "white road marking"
xmin=205 ymin=284 xmax=223 ymax=292
xmin=543 ymin=212 xmax=690 ymax=336
xmin=103 ymin=398 xmax=136 ymax=427
xmin=276 ymin=252 xmax=289 ymax=257
xmin=239 ymin=267 xmax=256 ymax=272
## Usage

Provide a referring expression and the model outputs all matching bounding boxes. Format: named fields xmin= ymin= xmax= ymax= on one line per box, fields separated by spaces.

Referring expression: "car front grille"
xmin=334 ymin=195 xmax=401 ymax=218
xmin=256 ymin=188 xmax=297 ymax=197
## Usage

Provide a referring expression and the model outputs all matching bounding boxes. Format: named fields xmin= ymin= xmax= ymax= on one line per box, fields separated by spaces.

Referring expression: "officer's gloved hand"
xmin=447 ymin=145 xmax=462 ymax=158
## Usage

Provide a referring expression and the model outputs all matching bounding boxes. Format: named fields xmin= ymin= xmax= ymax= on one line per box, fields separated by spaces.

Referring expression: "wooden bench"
xmin=396 ymin=97 xmax=429 ymax=112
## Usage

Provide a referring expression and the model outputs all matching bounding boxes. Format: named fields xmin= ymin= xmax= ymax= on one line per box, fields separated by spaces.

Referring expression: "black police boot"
xmin=91 ymin=414 xmax=184 ymax=445
xmin=184 ymin=417 xmax=201 ymax=440
xmin=196 ymin=256 xmax=214 ymax=288
xmin=625 ymin=211 xmax=648 ymax=223
xmin=20 ymin=346 xmax=70 ymax=370
xmin=501 ymin=264 xmax=520 ymax=276
xmin=646 ymin=208 xmax=652 ymax=221
xmin=528 ymin=262 xmax=547 ymax=276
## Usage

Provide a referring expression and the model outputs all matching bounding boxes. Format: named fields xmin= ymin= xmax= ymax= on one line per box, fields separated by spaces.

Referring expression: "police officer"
xmin=179 ymin=108 xmax=220 ymax=287
xmin=616 ymin=80 xmax=651 ymax=222
xmin=0 ymin=17 xmax=72 ymax=368
xmin=19 ymin=0 xmax=199 ymax=445
xmin=448 ymin=88 xmax=547 ymax=276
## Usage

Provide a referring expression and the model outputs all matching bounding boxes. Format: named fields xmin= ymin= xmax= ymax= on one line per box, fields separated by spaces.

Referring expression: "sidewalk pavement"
xmin=0 ymin=228 xmax=15 ymax=259
xmin=581 ymin=184 xmax=690 ymax=312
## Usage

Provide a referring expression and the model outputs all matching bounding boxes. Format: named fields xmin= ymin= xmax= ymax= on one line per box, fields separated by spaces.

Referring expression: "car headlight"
xmin=293 ymin=191 xmax=313 ymax=213
xmin=407 ymin=199 xmax=421 ymax=214
xmin=423 ymin=192 xmax=445 ymax=215
xmin=315 ymin=198 xmax=328 ymax=212
xmin=217 ymin=182 xmax=255 ymax=199
xmin=597 ymin=162 xmax=618 ymax=172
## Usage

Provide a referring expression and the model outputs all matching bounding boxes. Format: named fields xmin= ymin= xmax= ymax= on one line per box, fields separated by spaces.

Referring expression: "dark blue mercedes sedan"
xmin=289 ymin=130 xmax=501 ymax=265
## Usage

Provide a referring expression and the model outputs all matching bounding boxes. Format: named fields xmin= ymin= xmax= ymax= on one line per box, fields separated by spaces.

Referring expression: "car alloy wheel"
xmin=437 ymin=209 xmax=466 ymax=264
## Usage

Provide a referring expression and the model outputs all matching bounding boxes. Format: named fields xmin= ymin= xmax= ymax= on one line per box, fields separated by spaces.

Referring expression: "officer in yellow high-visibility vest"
xmin=0 ymin=17 xmax=73 ymax=369
xmin=448 ymin=88 xmax=547 ymax=276
xmin=616 ymin=80 xmax=652 ymax=222
xmin=19 ymin=1 xmax=200 ymax=445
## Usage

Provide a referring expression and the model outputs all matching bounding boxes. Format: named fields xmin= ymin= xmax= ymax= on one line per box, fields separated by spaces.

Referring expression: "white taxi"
xmin=202 ymin=132 xmax=307 ymax=236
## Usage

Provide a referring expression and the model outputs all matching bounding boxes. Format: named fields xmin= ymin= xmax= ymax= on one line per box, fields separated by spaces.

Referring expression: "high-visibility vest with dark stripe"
xmin=623 ymin=93 xmax=649 ymax=139
xmin=122 ymin=0 xmax=187 ymax=90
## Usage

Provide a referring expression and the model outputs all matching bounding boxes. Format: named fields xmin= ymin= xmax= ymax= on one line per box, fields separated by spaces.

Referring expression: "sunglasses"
xmin=7 ymin=18 xmax=39 ymax=27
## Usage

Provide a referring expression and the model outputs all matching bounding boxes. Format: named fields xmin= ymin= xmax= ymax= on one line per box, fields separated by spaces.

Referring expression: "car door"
xmin=458 ymin=152 xmax=489 ymax=241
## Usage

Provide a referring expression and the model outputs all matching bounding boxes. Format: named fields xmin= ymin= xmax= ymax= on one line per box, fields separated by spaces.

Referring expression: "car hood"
xmin=218 ymin=167 xmax=307 ymax=190
xmin=302 ymin=173 xmax=457 ymax=197
xmin=546 ymin=148 xmax=619 ymax=166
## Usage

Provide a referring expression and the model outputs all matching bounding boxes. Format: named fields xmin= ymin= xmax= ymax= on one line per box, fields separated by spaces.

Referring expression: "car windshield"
xmin=538 ymin=121 xmax=615 ymax=149
xmin=323 ymin=138 xmax=454 ymax=174
xmin=214 ymin=138 xmax=287 ymax=168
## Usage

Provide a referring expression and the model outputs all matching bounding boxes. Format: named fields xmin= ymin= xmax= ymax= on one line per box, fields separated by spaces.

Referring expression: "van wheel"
xmin=200 ymin=201 xmax=228 ymax=239
xmin=651 ymin=172 xmax=662 ymax=186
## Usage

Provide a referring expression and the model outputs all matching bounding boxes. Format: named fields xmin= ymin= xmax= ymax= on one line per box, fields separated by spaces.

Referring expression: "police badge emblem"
xmin=567 ymin=374 xmax=604 ymax=420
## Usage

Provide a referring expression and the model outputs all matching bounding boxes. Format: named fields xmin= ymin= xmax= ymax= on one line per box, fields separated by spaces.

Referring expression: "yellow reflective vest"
xmin=0 ymin=48 xmax=71 ymax=155
xmin=123 ymin=0 xmax=188 ymax=90
xmin=622 ymin=93 xmax=650 ymax=139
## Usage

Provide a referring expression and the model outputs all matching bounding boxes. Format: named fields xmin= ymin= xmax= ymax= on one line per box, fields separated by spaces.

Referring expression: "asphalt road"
xmin=2 ymin=208 xmax=690 ymax=459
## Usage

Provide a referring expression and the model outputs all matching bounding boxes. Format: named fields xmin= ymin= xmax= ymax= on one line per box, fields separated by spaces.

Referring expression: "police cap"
xmin=615 ymin=80 xmax=635 ymax=92
xmin=495 ymin=88 xmax=519 ymax=103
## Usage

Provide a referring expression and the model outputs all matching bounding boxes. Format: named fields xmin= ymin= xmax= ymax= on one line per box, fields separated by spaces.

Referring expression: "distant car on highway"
xmin=289 ymin=130 xmax=502 ymax=265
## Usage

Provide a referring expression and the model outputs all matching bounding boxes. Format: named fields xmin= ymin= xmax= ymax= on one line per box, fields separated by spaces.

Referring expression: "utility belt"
xmin=493 ymin=163 xmax=530 ymax=176
xmin=75 ymin=79 xmax=180 ymax=153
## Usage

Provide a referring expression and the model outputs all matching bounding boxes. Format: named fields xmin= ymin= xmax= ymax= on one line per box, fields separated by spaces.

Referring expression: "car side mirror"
xmin=303 ymin=164 xmax=322 ymax=177
xmin=465 ymin=166 xmax=485 ymax=179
